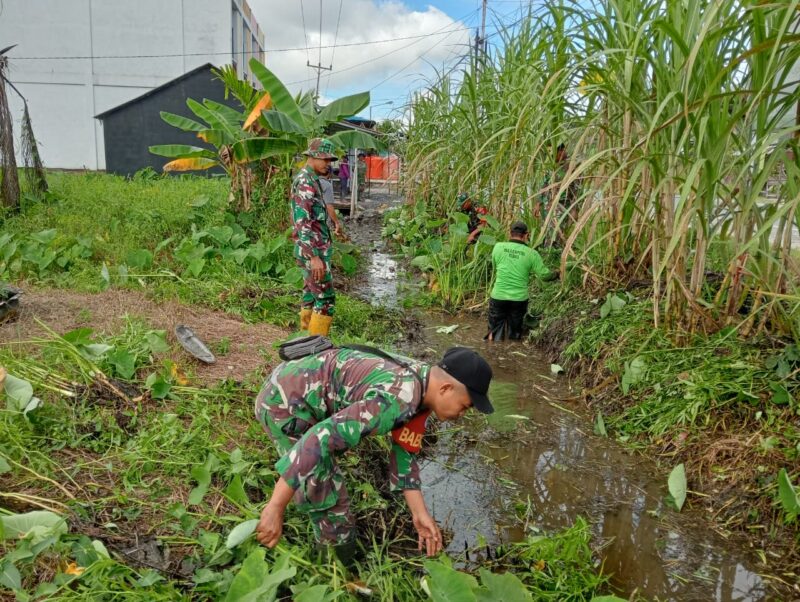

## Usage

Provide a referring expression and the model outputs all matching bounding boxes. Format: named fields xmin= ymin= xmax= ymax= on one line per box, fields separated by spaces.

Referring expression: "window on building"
xmin=243 ymin=24 xmax=251 ymax=79
xmin=231 ymin=4 xmax=241 ymax=72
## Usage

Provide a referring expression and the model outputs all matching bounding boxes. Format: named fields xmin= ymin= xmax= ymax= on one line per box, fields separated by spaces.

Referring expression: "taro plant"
xmin=0 ymin=229 xmax=93 ymax=280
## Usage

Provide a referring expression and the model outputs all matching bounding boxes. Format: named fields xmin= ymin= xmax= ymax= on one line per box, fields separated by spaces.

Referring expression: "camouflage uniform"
xmin=291 ymin=165 xmax=335 ymax=316
xmin=462 ymin=201 xmax=489 ymax=234
xmin=254 ymin=347 xmax=430 ymax=544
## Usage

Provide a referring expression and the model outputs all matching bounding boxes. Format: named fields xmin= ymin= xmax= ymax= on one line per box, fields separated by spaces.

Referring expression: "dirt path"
xmin=0 ymin=287 xmax=288 ymax=385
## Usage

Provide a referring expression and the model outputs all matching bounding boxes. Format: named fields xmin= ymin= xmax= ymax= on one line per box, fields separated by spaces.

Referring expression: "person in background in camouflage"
xmin=292 ymin=138 xmax=338 ymax=336
xmin=253 ymin=346 xmax=494 ymax=566
xmin=457 ymin=192 xmax=489 ymax=245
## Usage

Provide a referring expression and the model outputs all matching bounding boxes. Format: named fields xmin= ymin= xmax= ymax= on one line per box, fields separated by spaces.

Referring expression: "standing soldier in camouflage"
xmin=253 ymin=346 xmax=494 ymax=565
xmin=292 ymin=138 xmax=339 ymax=336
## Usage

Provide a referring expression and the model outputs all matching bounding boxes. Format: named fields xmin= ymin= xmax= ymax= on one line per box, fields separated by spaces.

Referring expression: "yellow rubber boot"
xmin=299 ymin=308 xmax=312 ymax=330
xmin=308 ymin=312 xmax=333 ymax=336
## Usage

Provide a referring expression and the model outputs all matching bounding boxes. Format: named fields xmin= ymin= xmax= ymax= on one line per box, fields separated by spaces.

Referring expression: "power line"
xmin=8 ymin=26 xmax=474 ymax=61
xmin=370 ymin=3 xmax=523 ymax=94
xmin=307 ymin=0 xmax=331 ymax=98
xmin=369 ymin=28 xmax=466 ymax=92
xmin=323 ymin=0 xmax=345 ymax=99
xmin=285 ymin=9 xmax=480 ymax=88
xmin=299 ymin=0 xmax=311 ymax=82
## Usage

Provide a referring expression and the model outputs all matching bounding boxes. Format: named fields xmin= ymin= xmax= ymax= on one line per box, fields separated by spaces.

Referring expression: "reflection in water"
xmin=365 ymin=252 xmax=398 ymax=308
xmin=417 ymin=315 xmax=775 ymax=602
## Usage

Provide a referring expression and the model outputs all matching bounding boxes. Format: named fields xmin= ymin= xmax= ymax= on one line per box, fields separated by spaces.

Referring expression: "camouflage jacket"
xmin=462 ymin=203 xmax=489 ymax=233
xmin=291 ymin=165 xmax=331 ymax=260
xmin=268 ymin=348 xmax=430 ymax=492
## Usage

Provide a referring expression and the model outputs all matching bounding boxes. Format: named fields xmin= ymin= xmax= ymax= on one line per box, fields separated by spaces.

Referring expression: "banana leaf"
xmin=249 ymin=59 xmax=304 ymax=129
xmin=316 ymin=92 xmax=370 ymax=130
xmin=160 ymin=111 xmax=206 ymax=132
xmin=149 ymin=145 xmax=216 ymax=159
xmin=231 ymin=137 xmax=301 ymax=163
xmin=328 ymin=130 xmax=386 ymax=151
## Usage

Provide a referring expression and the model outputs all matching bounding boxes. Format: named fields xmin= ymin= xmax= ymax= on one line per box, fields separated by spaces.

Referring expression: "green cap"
xmin=304 ymin=137 xmax=338 ymax=159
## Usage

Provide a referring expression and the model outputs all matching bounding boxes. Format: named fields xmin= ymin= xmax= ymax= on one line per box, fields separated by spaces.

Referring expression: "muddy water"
xmin=420 ymin=318 xmax=774 ymax=602
xmin=348 ymin=189 xmax=781 ymax=601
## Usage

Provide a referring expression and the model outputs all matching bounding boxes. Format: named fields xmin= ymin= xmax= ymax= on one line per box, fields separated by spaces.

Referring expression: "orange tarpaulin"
xmin=365 ymin=155 xmax=400 ymax=181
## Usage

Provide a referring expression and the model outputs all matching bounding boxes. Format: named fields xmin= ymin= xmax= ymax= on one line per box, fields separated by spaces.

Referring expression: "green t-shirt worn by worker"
xmin=490 ymin=240 xmax=550 ymax=301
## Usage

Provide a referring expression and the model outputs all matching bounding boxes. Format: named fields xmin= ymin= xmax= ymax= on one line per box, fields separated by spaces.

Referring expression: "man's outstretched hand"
xmin=256 ymin=477 xmax=295 ymax=549
xmin=413 ymin=511 xmax=443 ymax=557
xmin=256 ymin=503 xmax=284 ymax=548
xmin=404 ymin=488 xmax=442 ymax=556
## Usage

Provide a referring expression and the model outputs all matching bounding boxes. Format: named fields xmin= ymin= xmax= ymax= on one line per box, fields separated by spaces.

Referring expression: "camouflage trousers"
xmin=298 ymin=245 xmax=335 ymax=316
xmin=254 ymin=379 xmax=354 ymax=544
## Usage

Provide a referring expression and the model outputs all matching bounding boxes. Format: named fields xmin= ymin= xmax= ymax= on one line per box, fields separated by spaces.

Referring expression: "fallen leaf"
xmin=65 ymin=562 xmax=84 ymax=576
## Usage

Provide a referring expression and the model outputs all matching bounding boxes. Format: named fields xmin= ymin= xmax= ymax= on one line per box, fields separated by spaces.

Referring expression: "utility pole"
xmin=480 ymin=0 xmax=488 ymax=54
xmin=308 ymin=60 xmax=331 ymax=99
xmin=474 ymin=0 xmax=488 ymax=62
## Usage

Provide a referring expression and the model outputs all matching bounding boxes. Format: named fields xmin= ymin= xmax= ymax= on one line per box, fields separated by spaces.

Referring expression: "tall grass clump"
xmin=403 ymin=0 xmax=800 ymax=340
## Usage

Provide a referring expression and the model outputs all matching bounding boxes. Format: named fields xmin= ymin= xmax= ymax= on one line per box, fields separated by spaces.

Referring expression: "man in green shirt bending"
xmin=486 ymin=221 xmax=555 ymax=341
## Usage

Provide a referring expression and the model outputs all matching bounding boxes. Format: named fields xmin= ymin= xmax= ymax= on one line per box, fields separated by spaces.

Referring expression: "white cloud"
xmin=248 ymin=0 xmax=472 ymax=100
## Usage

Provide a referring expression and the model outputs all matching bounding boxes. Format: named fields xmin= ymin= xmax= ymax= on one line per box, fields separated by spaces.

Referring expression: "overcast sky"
xmin=248 ymin=1 xmax=518 ymax=121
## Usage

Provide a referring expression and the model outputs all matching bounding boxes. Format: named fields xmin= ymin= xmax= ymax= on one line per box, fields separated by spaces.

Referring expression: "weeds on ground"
xmin=0 ymin=323 xmax=620 ymax=600
xmin=0 ymin=172 xmax=398 ymax=342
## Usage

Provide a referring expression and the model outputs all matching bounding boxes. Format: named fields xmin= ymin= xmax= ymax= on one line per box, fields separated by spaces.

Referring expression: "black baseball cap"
xmin=511 ymin=221 xmax=529 ymax=235
xmin=438 ymin=347 xmax=494 ymax=414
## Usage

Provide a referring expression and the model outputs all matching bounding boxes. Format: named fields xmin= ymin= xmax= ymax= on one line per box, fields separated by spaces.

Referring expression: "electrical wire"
xmin=323 ymin=0 xmax=345 ymax=99
xmin=9 ymin=27 xmax=474 ymax=61
xmin=300 ymin=0 xmax=311 ymax=81
xmin=284 ymin=8 xmax=480 ymax=88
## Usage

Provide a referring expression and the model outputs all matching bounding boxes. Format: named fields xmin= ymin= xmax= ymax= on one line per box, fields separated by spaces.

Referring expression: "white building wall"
xmin=1 ymin=0 xmax=259 ymax=170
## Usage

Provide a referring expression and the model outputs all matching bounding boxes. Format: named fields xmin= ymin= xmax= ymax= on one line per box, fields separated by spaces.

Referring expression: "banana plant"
xmin=149 ymin=97 xmax=296 ymax=173
xmin=232 ymin=58 xmax=385 ymax=162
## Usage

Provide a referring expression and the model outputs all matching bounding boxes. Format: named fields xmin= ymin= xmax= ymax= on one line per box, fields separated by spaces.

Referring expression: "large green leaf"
xmin=777 ymin=468 xmax=800 ymax=519
xmin=424 ymin=561 xmax=478 ymax=602
xmin=225 ymin=519 xmax=258 ymax=549
xmin=262 ymin=110 xmax=307 ymax=136
xmin=187 ymin=99 xmax=237 ymax=144
xmin=148 ymin=145 xmax=216 ymax=159
xmin=203 ymin=99 xmax=244 ymax=125
xmin=475 ymin=569 xmax=531 ymax=602
xmin=224 ymin=548 xmax=296 ymax=602
xmin=0 ymin=559 xmax=21 ymax=591
xmin=4 ymin=373 xmax=33 ymax=412
xmin=316 ymin=91 xmax=370 ymax=129
xmin=668 ymin=463 xmax=687 ymax=511
xmin=249 ymin=59 xmax=304 ymax=128
xmin=160 ymin=111 xmax=206 ymax=132
xmin=328 ymin=130 xmax=386 ymax=151
xmin=231 ymin=137 xmax=301 ymax=163
xmin=1 ymin=511 xmax=67 ymax=542
xmin=196 ymin=129 xmax=229 ymax=148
